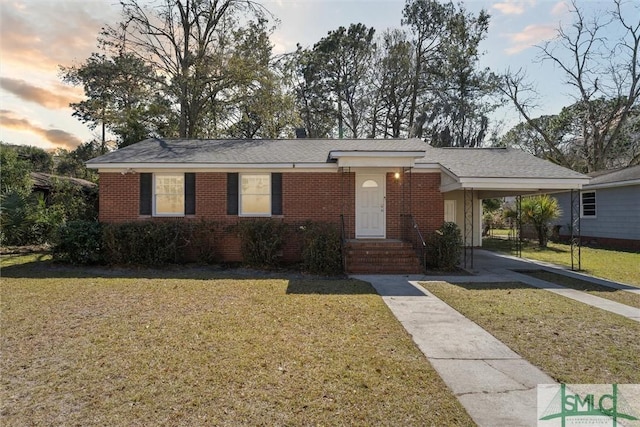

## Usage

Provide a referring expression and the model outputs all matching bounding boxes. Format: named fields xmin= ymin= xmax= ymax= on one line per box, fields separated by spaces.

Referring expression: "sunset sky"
xmin=0 ymin=0 xmax=627 ymax=151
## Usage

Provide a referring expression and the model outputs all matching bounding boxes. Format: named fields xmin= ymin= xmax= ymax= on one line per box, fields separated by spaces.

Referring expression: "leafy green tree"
xmin=15 ymin=145 xmax=53 ymax=173
xmin=307 ymin=23 xmax=376 ymax=138
xmin=427 ymin=6 xmax=500 ymax=147
xmin=369 ymin=29 xmax=414 ymax=137
xmin=402 ymin=0 xmax=454 ymax=135
xmin=402 ymin=0 xmax=499 ymax=146
xmin=288 ymin=45 xmax=337 ymax=138
xmin=61 ymin=52 xmax=169 ymax=149
xmin=0 ymin=143 xmax=33 ymax=196
xmin=55 ymin=141 xmax=102 ymax=182
xmin=100 ymin=0 xmax=270 ymax=139
xmin=223 ymin=20 xmax=299 ymax=138
xmin=521 ymin=195 xmax=561 ymax=248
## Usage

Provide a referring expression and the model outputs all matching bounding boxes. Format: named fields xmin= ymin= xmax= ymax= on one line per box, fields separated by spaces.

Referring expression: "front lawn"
xmin=0 ymin=256 xmax=473 ymax=426
xmin=421 ymin=281 xmax=640 ymax=384
xmin=482 ymin=238 xmax=640 ymax=287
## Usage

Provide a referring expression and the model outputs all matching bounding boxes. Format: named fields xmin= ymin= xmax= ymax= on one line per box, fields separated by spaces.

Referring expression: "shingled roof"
xmin=86 ymin=138 xmax=586 ymax=182
xmin=86 ymin=138 xmax=428 ymax=165
xmin=415 ymin=146 xmax=586 ymax=180
xmin=586 ymin=164 xmax=640 ymax=187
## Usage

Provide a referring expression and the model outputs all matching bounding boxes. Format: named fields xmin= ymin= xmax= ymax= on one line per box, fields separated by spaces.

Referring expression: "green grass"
xmin=482 ymin=238 xmax=640 ymax=287
xmin=517 ymin=270 xmax=640 ymax=309
xmin=485 ymin=228 xmax=512 ymax=237
xmin=1 ymin=255 xmax=473 ymax=426
xmin=421 ymin=281 xmax=640 ymax=384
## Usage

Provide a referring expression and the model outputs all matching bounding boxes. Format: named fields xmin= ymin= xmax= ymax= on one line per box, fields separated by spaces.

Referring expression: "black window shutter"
xmin=227 ymin=173 xmax=239 ymax=215
xmin=271 ymin=173 xmax=283 ymax=215
xmin=185 ymin=173 xmax=196 ymax=215
xmin=140 ymin=173 xmax=152 ymax=215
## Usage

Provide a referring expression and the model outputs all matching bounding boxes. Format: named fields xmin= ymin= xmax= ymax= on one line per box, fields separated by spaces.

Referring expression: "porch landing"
xmin=345 ymin=239 xmax=423 ymax=274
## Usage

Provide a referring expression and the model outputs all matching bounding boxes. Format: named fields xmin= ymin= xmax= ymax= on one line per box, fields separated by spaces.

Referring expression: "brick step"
xmin=348 ymin=257 xmax=419 ymax=265
xmin=346 ymin=241 xmax=413 ymax=249
xmin=347 ymin=248 xmax=415 ymax=256
xmin=347 ymin=265 xmax=424 ymax=274
xmin=345 ymin=244 xmax=423 ymax=274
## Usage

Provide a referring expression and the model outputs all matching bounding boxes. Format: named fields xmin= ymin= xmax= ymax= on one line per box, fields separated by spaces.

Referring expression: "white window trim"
xmin=239 ymin=173 xmax=272 ymax=217
xmin=580 ymin=190 xmax=596 ymax=219
xmin=153 ymin=173 xmax=185 ymax=217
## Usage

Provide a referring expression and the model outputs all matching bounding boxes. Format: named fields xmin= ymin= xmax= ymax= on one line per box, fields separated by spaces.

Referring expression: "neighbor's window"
xmin=581 ymin=191 xmax=596 ymax=217
xmin=240 ymin=173 xmax=271 ymax=215
xmin=154 ymin=173 xmax=185 ymax=215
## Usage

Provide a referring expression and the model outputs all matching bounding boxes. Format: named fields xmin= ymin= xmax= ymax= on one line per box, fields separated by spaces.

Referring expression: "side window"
xmin=444 ymin=200 xmax=456 ymax=223
xmin=581 ymin=191 xmax=596 ymax=218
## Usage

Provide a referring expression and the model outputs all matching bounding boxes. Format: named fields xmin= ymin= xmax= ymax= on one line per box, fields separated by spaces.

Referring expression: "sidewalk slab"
xmin=506 ymin=270 xmax=640 ymax=322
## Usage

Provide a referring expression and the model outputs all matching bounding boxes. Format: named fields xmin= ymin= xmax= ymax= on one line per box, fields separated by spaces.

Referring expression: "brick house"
xmin=87 ymin=138 xmax=588 ymax=272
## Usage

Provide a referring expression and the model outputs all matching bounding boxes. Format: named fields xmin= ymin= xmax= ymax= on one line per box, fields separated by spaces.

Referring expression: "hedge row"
xmin=52 ymin=219 xmax=343 ymax=275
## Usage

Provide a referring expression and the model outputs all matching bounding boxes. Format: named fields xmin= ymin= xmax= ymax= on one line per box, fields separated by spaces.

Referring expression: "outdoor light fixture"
xmin=394 ymin=172 xmax=401 ymax=180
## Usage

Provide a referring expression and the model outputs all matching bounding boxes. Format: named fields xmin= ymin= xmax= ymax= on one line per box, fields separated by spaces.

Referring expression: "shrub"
xmin=427 ymin=222 xmax=463 ymax=271
xmin=0 ymin=191 xmax=63 ymax=246
xmin=300 ymin=222 xmax=343 ymax=275
xmin=53 ymin=220 xmax=103 ymax=264
xmin=236 ymin=219 xmax=287 ymax=268
xmin=521 ymin=195 xmax=561 ymax=248
xmin=102 ymin=221 xmax=209 ymax=265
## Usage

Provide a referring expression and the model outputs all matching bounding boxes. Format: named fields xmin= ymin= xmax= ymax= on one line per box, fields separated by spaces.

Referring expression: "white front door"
xmin=356 ymin=174 xmax=386 ymax=238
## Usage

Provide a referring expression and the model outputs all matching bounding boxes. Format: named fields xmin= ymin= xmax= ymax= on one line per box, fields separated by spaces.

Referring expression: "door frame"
xmin=355 ymin=172 xmax=386 ymax=238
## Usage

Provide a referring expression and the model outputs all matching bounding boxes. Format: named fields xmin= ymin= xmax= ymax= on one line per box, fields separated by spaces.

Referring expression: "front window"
xmin=154 ymin=173 xmax=184 ymax=215
xmin=240 ymin=174 xmax=271 ymax=216
xmin=581 ymin=191 xmax=596 ymax=217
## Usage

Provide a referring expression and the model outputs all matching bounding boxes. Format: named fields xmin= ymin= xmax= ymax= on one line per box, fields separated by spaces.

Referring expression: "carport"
xmin=413 ymin=147 xmax=590 ymax=270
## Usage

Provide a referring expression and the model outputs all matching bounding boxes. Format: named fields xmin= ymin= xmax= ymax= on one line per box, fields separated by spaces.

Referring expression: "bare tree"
xmin=501 ymin=0 xmax=640 ymax=171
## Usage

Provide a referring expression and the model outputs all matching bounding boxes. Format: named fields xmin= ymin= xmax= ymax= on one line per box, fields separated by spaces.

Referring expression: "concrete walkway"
xmin=353 ymin=274 xmax=554 ymax=427
xmin=351 ymin=250 xmax=639 ymax=426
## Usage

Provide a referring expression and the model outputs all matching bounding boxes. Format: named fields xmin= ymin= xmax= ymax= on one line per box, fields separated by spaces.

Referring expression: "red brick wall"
xmin=385 ymin=172 xmax=444 ymax=240
xmin=98 ymin=173 xmax=140 ymax=223
xmin=410 ymin=173 xmax=445 ymax=237
xmin=98 ymin=170 xmax=443 ymax=263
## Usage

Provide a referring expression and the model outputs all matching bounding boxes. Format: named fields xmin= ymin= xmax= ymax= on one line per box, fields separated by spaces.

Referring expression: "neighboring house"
xmin=552 ymin=165 xmax=640 ymax=250
xmin=86 ymin=138 xmax=588 ymax=272
xmin=30 ymin=172 xmax=97 ymax=206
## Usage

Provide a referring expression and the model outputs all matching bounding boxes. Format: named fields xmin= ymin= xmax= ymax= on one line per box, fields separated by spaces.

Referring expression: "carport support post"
xmin=463 ymin=189 xmax=474 ymax=269
xmin=516 ymin=195 xmax=522 ymax=258
xmin=570 ymin=189 xmax=581 ymax=271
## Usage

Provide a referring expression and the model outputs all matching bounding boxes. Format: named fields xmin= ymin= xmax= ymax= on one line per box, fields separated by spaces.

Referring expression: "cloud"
xmin=550 ymin=1 xmax=570 ymax=17
xmin=0 ymin=110 xmax=81 ymax=149
xmin=504 ymin=24 xmax=557 ymax=54
xmin=0 ymin=1 xmax=117 ymax=73
xmin=0 ymin=77 xmax=82 ymax=109
xmin=492 ymin=0 xmax=536 ymax=16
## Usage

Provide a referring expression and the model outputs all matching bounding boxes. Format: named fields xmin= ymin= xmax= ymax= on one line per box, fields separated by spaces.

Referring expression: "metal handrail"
xmin=340 ymin=214 xmax=347 ymax=272
xmin=404 ymin=214 xmax=427 ymax=271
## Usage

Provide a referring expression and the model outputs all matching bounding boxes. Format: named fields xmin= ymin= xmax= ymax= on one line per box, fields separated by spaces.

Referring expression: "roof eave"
xmin=86 ymin=162 xmax=337 ymax=171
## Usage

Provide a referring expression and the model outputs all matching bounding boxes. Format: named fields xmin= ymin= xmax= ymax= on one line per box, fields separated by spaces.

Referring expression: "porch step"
xmin=345 ymin=240 xmax=424 ymax=274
